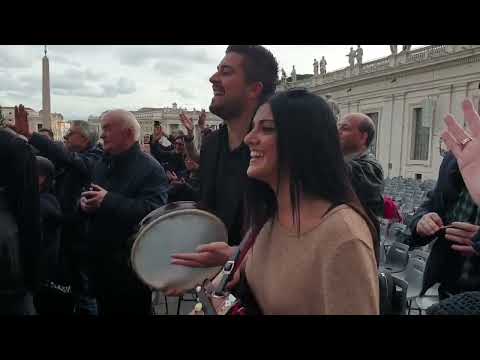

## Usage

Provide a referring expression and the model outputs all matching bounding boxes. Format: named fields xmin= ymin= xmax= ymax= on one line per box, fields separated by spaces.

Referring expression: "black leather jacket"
xmin=408 ymin=152 xmax=480 ymax=294
xmin=346 ymin=151 xmax=385 ymax=217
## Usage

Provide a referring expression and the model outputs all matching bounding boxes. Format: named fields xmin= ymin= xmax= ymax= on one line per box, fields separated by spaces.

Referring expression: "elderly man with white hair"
xmin=78 ymin=109 xmax=168 ymax=315
xmin=11 ymin=106 xmax=168 ymax=315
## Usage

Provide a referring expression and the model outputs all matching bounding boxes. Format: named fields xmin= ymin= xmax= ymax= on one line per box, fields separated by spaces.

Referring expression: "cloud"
xmin=0 ymin=47 xmax=35 ymax=68
xmin=50 ymin=55 xmax=81 ymax=67
xmin=49 ymin=45 xmax=113 ymax=54
xmin=6 ymin=66 xmax=107 ymax=100
xmin=52 ymin=76 xmax=136 ymax=98
xmin=61 ymin=68 xmax=106 ymax=82
xmin=53 ymin=76 xmax=86 ymax=91
xmin=117 ymin=46 xmax=217 ymax=70
xmin=0 ymin=65 xmax=111 ymax=100
xmin=167 ymin=85 xmax=195 ymax=101
xmin=153 ymin=60 xmax=185 ymax=74
xmin=44 ymin=67 xmax=131 ymax=98
xmin=0 ymin=45 xmax=431 ymax=121
xmin=101 ymin=77 xmax=136 ymax=97
xmin=53 ymin=87 xmax=96 ymax=97
xmin=0 ymin=72 xmax=40 ymax=97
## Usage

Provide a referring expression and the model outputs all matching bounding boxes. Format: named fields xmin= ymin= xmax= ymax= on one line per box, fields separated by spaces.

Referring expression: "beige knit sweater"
xmin=245 ymin=205 xmax=379 ymax=315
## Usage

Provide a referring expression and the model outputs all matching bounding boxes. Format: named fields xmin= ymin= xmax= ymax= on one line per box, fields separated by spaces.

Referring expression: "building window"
xmin=365 ymin=112 xmax=379 ymax=156
xmin=411 ymin=107 xmax=430 ymax=161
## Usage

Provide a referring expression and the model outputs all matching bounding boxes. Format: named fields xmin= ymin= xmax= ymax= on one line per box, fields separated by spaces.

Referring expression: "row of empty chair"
xmin=383 ymin=177 xmax=436 ymax=218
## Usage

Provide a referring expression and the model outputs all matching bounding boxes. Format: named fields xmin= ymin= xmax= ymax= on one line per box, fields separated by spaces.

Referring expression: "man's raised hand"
xmin=9 ymin=104 xmax=32 ymax=138
xmin=198 ymin=109 xmax=206 ymax=130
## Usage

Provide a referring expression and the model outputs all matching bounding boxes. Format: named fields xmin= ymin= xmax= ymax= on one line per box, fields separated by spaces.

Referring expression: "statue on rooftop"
xmin=355 ymin=45 xmax=363 ymax=65
xmin=347 ymin=47 xmax=355 ymax=68
xmin=281 ymin=68 xmax=287 ymax=84
xmin=320 ymin=56 xmax=327 ymax=77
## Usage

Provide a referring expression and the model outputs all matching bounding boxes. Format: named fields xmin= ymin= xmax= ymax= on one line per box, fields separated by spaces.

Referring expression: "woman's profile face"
xmin=244 ymin=103 xmax=278 ymax=188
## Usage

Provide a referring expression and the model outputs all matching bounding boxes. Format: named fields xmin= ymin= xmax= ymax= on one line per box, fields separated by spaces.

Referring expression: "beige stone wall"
xmin=90 ymin=106 xmax=223 ymax=145
xmin=285 ymin=45 xmax=480 ymax=180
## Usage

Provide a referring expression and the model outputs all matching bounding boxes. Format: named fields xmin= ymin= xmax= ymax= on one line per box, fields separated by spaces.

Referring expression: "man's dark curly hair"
xmin=226 ymin=45 xmax=279 ymax=102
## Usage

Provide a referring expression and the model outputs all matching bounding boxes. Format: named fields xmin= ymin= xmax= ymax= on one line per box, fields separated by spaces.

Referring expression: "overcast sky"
xmin=0 ymin=45 xmax=425 ymax=120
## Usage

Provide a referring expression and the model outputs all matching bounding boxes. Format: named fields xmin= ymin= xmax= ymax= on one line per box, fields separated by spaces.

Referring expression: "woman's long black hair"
xmin=244 ymin=89 xmax=379 ymax=263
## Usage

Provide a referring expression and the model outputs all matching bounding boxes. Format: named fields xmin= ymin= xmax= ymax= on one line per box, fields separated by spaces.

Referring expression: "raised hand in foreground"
xmin=442 ymin=99 xmax=480 ymax=206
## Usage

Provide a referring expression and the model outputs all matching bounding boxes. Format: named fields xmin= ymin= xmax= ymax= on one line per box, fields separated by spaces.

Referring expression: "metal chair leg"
xmin=176 ymin=295 xmax=183 ymax=315
xmin=164 ymin=295 xmax=169 ymax=315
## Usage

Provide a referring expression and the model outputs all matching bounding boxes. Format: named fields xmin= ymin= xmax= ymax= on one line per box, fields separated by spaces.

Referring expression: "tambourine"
xmin=130 ymin=201 xmax=228 ymax=292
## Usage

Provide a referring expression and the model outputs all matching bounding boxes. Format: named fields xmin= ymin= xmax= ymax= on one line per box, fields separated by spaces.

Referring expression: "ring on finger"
xmin=460 ymin=137 xmax=473 ymax=148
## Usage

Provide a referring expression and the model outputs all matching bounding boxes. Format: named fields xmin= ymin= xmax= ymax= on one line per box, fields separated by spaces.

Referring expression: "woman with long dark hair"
xmin=236 ymin=89 xmax=379 ymax=314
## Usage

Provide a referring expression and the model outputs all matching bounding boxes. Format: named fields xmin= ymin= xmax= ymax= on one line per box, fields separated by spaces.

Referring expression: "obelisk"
xmin=42 ymin=45 xmax=52 ymax=129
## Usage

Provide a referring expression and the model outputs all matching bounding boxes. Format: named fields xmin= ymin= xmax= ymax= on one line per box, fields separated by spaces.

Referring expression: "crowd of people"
xmin=1 ymin=44 xmax=480 ymax=315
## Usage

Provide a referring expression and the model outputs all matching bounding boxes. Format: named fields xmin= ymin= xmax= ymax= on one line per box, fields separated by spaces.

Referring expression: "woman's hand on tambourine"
xmin=171 ymin=242 xmax=236 ymax=268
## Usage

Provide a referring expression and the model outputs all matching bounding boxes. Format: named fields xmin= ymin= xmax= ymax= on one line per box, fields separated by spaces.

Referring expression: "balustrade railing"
xmin=287 ymin=45 xmax=460 ymax=87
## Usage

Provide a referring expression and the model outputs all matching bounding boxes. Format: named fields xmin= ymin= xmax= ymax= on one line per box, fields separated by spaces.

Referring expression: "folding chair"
xmin=176 ymin=289 xmax=197 ymax=315
xmin=379 ymin=241 xmax=409 ymax=274
xmin=410 ymin=249 xmax=429 ymax=263
xmin=378 ymin=272 xmax=408 ymax=315
xmin=402 ymin=258 xmax=427 ymax=314
xmin=152 ymin=291 xmax=169 ymax=315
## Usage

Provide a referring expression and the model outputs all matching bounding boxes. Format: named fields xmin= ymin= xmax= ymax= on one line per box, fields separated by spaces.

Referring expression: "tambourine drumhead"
xmin=131 ymin=205 xmax=228 ymax=291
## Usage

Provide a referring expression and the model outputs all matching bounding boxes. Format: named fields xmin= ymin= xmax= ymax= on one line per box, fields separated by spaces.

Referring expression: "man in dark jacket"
xmin=408 ymin=151 xmax=480 ymax=299
xmin=167 ymin=156 xmax=201 ymax=203
xmin=80 ymin=109 xmax=168 ymax=314
xmin=338 ymin=113 xmax=385 ymax=217
xmin=11 ymin=106 xmax=169 ymax=314
xmin=151 ymin=130 xmax=187 ymax=176
xmin=170 ymin=45 xmax=279 ymax=273
xmin=0 ymin=127 xmax=41 ymax=315
xmin=38 ymin=128 xmax=54 ymax=140
xmin=19 ymin=118 xmax=102 ymax=315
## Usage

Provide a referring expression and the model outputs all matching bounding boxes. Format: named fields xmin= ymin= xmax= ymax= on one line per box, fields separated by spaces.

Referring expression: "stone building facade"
xmin=89 ymin=103 xmax=223 ymax=145
xmin=280 ymin=45 xmax=480 ymax=180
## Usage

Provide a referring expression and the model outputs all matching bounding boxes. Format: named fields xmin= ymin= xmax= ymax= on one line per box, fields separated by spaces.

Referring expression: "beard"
xmin=209 ymin=95 xmax=244 ymax=121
